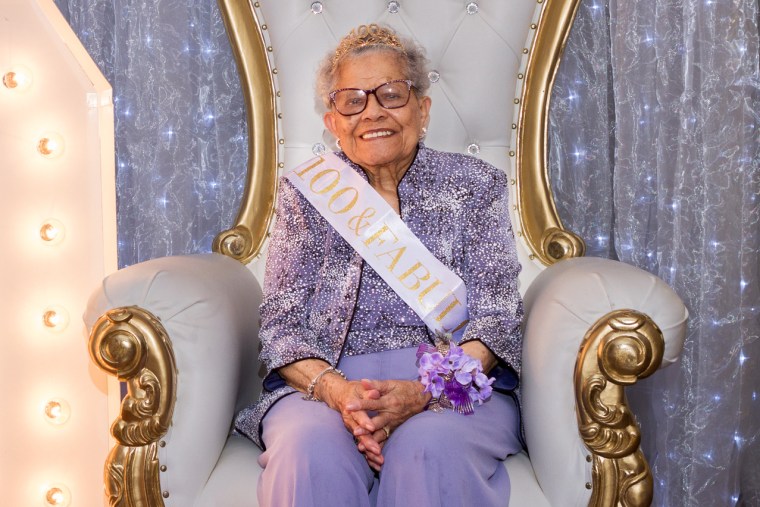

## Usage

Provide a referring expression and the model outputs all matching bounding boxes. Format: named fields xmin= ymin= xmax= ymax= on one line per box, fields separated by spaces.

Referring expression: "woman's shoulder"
xmin=421 ymin=145 xmax=508 ymax=188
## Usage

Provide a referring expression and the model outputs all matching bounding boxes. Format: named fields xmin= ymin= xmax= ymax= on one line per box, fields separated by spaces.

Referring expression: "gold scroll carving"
xmin=89 ymin=306 xmax=177 ymax=507
xmin=575 ymin=309 xmax=665 ymax=506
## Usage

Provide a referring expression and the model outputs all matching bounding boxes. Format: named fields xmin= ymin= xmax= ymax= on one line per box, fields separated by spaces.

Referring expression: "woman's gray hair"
xmin=315 ymin=27 xmax=430 ymax=113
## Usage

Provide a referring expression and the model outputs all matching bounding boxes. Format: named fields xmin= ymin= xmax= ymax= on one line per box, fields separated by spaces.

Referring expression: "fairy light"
xmin=37 ymin=132 xmax=65 ymax=158
xmin=42 ymin=306 xmax=70 ymax=332
xmin=39 ymin=219 xmax=66 ymax=244
xmin=2 ymin=65 xmax=33 ymax=91
xmin=43 ymin=399 xmax=71 ymax=426
xmin=43 ymin=484 xmax=71 ymax=506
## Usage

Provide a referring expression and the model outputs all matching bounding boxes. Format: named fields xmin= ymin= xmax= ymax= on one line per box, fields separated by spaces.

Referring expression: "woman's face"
xmin=323 ymin=51 xmax=431 ymax=175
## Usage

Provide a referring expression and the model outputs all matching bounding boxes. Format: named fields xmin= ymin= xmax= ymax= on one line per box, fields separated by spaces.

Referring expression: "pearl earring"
xmin=336 ymin=138 xmax=342 ymax=150
xmin=420 ymin=126 xmax=428 ymax=140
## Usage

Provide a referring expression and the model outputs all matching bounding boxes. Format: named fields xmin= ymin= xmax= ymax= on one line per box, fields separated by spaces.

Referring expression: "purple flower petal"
xmin=429 ymin=375 xmax=445 ymax=398
xmin=444 ymin=380 xmax=474 ymax=415
xmin=476 ymin=383 xmax=493 ymax=402
xmin=417 ymin=343 xmax=437 ymax=359
xmin=474 ymin=372 xmax=493 ymax=388
xmin=455 ymin=368 xmax=474 ymax=385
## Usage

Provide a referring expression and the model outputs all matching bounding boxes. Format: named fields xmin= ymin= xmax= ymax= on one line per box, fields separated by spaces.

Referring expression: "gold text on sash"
xmin=291 ymin=154 xmax=468 ymax=336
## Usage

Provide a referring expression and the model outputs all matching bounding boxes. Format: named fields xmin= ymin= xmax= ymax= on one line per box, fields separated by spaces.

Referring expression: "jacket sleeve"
xmin=459 ymin=164 xmax=524 ymax=378
xmin=258 ymin=177 xmax=332 ymax=373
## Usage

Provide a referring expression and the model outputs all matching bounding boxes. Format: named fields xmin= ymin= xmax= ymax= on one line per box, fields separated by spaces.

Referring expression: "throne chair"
xmin=84 ymin=1 xmax=689 ymax=506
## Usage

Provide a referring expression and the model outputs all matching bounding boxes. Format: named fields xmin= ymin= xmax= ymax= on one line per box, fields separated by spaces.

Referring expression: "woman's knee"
xmin=383 ymin=413 xmax=463 ymax=465
xmin=269 ymin=414 xmax=356 ymax=464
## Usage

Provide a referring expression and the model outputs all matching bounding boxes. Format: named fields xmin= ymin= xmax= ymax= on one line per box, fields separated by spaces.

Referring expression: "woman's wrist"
xmin=305 ymin=366 xmax=346 ymax=403
xmin=415 ymin=381 xmax=433 ymax=411
xmin=314 ymin=369 xmax=348 ymax=408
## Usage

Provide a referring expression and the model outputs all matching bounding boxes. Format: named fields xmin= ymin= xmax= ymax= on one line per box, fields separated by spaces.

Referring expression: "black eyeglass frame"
xmin=328 ymin=79 xmax=415 ymax=116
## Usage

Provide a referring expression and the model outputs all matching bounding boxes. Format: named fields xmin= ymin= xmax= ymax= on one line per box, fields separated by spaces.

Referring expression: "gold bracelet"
xmin=303 ymin=366 xmax=346 ymax=402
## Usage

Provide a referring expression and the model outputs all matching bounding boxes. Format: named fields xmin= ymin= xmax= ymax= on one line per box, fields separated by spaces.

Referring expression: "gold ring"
xmin=382 ymin=426 xmax=391 ymax=439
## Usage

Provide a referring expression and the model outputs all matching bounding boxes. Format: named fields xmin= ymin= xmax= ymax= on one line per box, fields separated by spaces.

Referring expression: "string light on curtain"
xmin=2 ymin=65 xmax=33 ymax=91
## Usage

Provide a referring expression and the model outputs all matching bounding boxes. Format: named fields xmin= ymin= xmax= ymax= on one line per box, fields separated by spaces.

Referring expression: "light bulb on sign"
xmin=43 ymin=398 xmax=71 ymax=425
xmin=37 ymin=132 xmax=65 ymax=158
xmin=40 ymin=219 xmax=66 ymax=244
xmin=43 ymin=484 xmax=71 ymax=506
xmin=2 ymin=65 xmax=33 ymax=91
xmin=42 ymin=306 xmax=70 ymax=332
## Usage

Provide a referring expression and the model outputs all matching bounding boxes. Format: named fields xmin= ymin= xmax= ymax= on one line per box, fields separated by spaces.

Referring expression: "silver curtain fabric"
xmin=551 ymin=1 xmax=760 ymax=505
xmin=54 ymin=0 xmax=248 ymax=267
xmin=55 ymin=0 xmax=759 ymax=504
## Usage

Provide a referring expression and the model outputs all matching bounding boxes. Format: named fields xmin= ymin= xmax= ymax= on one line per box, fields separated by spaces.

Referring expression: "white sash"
xmin=285 ymin=152 xmax=469 ymax=340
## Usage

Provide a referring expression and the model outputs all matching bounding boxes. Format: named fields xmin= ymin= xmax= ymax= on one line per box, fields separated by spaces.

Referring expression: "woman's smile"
xmin=323 ymin=51 xmax=431 ymax=178
xmin=360 ymin=129 xmax=394 ymax=140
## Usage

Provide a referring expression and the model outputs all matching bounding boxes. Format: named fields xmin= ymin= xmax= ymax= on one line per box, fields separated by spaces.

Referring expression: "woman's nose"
xmin=361 ymin=92 xmax=385 ymax=118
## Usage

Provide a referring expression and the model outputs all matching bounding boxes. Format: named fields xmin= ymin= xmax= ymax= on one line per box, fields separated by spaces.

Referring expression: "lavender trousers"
xmin=257 ymin=347 xmax=522 ymax=507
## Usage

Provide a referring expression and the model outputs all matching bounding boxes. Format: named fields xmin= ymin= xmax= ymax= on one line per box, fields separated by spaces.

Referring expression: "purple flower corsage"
xmin=416 ymin=333 xmax=495 ymax=415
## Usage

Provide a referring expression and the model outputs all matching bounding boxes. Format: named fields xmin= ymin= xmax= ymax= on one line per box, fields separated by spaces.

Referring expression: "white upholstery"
xmin=84 ymin=254 xmax=687 ymax=506
xmin=520 ymin=257 xmax=688 ymax=506
xmin=84 ymin=254 xmax=262 ymax=506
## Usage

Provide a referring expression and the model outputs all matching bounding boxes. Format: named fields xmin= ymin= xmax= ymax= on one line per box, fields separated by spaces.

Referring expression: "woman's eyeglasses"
xmin=329 ymin=79 xmax=414 ymax=116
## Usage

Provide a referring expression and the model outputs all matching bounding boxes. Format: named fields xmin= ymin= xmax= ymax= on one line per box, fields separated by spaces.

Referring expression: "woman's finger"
xmin=346 ymin=397 xmax=384 ymax=412
xmin=366 ymin=456 xmax=383 ymax=472
xmin=360 ymin=378 xmax=389 ymax=393
xmin=349 ymin=408 xmax=376 ymax=433
xmin=362 ymin=447 xmax=384 ymax=470
xmin=357 ymin=434 xmax=382 ymax=455
xmin=371 ymin=426 xmax=392 ymax=444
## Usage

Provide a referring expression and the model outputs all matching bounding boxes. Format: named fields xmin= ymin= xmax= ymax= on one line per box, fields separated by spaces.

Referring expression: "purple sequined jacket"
xmin=235 ymin=144 xmax=524 ymax=449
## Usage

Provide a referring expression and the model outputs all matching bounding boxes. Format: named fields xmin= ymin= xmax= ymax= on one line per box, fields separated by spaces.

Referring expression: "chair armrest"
xmin=520 ymin=257 xmax=687 ymax=507
xmin=84 ymin=253 xmax=262 ymax=507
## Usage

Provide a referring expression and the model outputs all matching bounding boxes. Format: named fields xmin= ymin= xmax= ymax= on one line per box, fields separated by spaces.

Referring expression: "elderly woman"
xmin=235 ymin=24 xmax=523 ymax=506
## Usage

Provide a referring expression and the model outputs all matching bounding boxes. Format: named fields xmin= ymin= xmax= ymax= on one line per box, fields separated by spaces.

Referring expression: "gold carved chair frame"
xmin=211 ymin=0 xmax=585 ymax=266
xmin=89 ymin=1 xmax=667 ymax=506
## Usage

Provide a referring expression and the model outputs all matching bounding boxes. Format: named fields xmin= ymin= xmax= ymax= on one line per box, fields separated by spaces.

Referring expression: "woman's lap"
xmin=378 ymin=388 xmax=521 ymax=506
xmin=258 ymin=392 xmax=376 ymax=507
xmin=258 ymin=347 xmax=522 ymax=507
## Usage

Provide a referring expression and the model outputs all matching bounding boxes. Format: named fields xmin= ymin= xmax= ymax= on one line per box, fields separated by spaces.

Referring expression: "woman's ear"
xmin=323 ymin=111 xmax=338 ymax=138
xmin=419 ymin=95 xmax=432 ymax=131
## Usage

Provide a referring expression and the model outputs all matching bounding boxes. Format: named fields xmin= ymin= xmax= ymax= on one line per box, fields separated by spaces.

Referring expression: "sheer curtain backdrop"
xmin=551 ymin=1 xmax=760 ymax=505
xmin=53 ymin=0 xmax=759 ymax=505
xmin=54 ymin=0 xmax=248 ymax=267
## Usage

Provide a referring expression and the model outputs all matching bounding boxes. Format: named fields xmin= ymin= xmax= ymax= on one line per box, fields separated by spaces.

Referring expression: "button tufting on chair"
xmin=312 ymin=143 xmax=326 ymax=156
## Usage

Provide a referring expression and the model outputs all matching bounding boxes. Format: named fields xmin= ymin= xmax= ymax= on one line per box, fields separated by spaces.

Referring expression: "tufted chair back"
xmin=215 ymin=0 xmax=587 ymax=289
